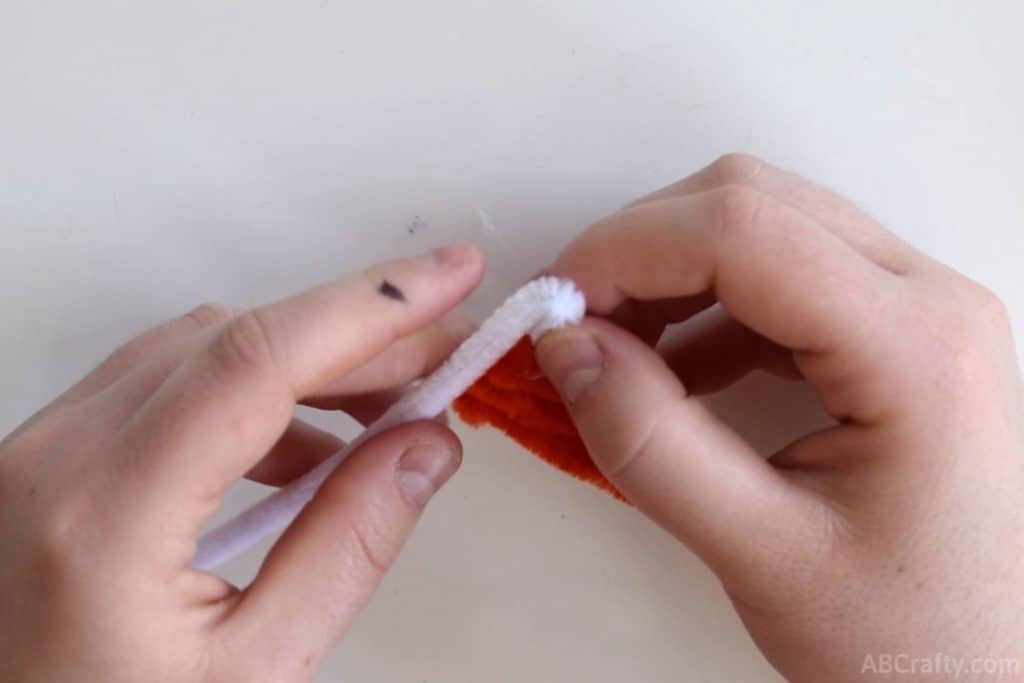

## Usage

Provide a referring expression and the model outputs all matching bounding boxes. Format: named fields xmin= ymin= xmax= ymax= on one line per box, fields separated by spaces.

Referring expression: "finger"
xmin=5 ymin=303 xmax=238 ymax=451
xmin=606 ymin=293 xmax=716 ymax=346
xmin=631 ymin=154 xmax=923 ymax=274
xmin=113 ymin=244 xmax=483 ymax=535
xmin=216 ymin=421 xmax=460 ymax=678
xmin=552 ymin=187 xmax=905 ymax=422
xmin=88 ymin=308 xmax=473 ymax=438
xmin=535 ymin=318 xmax=825 ymax=583
xmin=243 ymin=408 xmax=449 ymax=488
xmin=98 ymin=260 xmax=473 ymax=422
xmin=52 ymin=302 xmax=237 ymax=409
xmin=297 ymin=311 xmax=474 ymax=429
xmin=245 ymin=419 xmax=345 ymax=487
xmin=310 ymin=310 xmax=477 ymax=399
xmin=658 ymin=307 xmax=801 ymax=395
xmin=312 ymin=388 xmax=407 ymax=425
xmin=78 ymin=305 xmax=463 ymax=444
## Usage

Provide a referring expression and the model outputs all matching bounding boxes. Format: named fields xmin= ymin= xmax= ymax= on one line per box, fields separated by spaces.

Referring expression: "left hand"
xmin=0 ymin=244 xmax=483 ymax=682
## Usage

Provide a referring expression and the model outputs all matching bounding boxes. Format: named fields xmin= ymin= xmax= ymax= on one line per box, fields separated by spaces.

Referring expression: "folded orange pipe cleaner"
xmin=453 ymin=336 xmax=626 ymax=501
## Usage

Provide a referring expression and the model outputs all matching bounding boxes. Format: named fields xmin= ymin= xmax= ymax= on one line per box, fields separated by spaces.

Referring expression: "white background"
xmin=2 ymin=2 xmax=1022 ymax=681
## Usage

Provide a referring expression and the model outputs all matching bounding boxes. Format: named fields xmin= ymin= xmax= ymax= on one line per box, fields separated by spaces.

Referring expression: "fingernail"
xmin=422 ymin=243 xmax=474 ymax=269
xmin=536 ymin=328 xmax=604 ymax=404
xmin=395 ymin=442 xmax=460 ymax=506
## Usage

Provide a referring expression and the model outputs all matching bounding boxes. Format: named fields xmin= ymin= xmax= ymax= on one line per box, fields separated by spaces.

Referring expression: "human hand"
xmin=535 ymin=155 xmax=1024 ymax=681
xmin=0 ymin=245 xmax=483 ymax=682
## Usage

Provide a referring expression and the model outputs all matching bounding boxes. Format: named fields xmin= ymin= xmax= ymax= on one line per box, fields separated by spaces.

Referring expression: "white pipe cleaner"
xmin=192 ymin=276 xmax=585 ymax=571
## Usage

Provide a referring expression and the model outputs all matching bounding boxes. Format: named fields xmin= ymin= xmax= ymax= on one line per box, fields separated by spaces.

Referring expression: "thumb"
xmin=215 ymin=420 xmax=460 ymax=678
xmin=535 ymin=317 xmax=819 ymax=582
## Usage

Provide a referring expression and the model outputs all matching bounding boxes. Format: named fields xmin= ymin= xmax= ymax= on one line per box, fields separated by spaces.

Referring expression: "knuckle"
xmin=209 ymin=310 xmax=278 ymax=378
xmin=940 ymin=276 xmax=1011 ymax=341
xmin=963 ymin=281 xmax=1010 ymax=330
xmin=914 ymin=277 xmax=1011 ymax=386
xmin=36 ymin=490 xmax=93 ymax=570
xmin=607 ymin=400 xmax=677 ymax=480
xmin=100 ymin=302 xmax=237 ymax=373
xmin=710 ymin=153 xmax=765 ymax=185
xmin=346 ymin=517 xmax=393 ymax=579
xmin=713 ymin=184 xmax=766 ymax=238
xmin=185 ymin=301 xmax=235 ymax=330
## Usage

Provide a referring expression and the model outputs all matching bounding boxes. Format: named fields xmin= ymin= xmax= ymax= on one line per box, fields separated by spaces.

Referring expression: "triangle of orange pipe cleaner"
xmin=452 ymin=337 xmax=625 ymax=501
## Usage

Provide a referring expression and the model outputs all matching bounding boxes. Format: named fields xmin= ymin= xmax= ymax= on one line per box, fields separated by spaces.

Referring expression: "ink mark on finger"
xmin=378 ymin=280 xmax=406 ymax=302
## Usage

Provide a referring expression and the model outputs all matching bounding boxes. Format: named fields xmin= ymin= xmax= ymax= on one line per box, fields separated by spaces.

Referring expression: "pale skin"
xmin=1 ymin=156 xmax=1021 ymax=681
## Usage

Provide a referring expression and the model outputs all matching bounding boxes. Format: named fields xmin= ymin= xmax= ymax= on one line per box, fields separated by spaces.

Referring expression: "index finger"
xmin=630 ymin=154 xmax=922 ymax=275
xmin=112 ymin=244 xmax=484 ymax=548
xmin=552 ymin=187 xmax=906 ymax=420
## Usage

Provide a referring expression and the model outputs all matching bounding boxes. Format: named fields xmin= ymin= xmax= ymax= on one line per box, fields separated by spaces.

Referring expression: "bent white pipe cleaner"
xmin=192 ymin=276 xmax=585 ymax=571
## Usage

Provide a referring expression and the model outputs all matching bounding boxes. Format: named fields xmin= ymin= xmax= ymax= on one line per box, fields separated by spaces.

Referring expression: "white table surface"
xmin=3 ymin=2 xmax=1022 ymax=680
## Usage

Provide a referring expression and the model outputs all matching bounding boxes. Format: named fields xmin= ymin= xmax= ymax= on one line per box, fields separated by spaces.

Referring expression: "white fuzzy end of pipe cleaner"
xmin=191 ymin=276 xmax=585 ymax=571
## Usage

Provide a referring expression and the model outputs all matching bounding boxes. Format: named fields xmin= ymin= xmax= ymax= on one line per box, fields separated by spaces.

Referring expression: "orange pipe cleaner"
xmin=453 ymin=337 xmax=625 ymax=501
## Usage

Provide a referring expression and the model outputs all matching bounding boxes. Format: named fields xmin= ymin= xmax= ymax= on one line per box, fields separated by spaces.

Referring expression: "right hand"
xmin=535 ymin=155 xmax=1024 ymax=681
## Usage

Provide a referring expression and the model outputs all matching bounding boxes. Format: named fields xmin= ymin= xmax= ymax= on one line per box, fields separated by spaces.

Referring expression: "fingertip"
xmin=218 ymin=420 xmax=463 ymax=671
xmin=545 ymin=232 xmax=626 ymax=316
xmin=348 ymin=418 xmax=462 ymax=507
xmin=357 ymin=419 xmax=462 ymax=470
xmin=431 ymin=242 xmax=486 ymax=308
xmin=394 ymin=436 xmax=462 ymax=507
xmin=370 ymin=243 xmax=485 ymax=316
xmin=422 ymin=242 xmax=486 ymax=284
